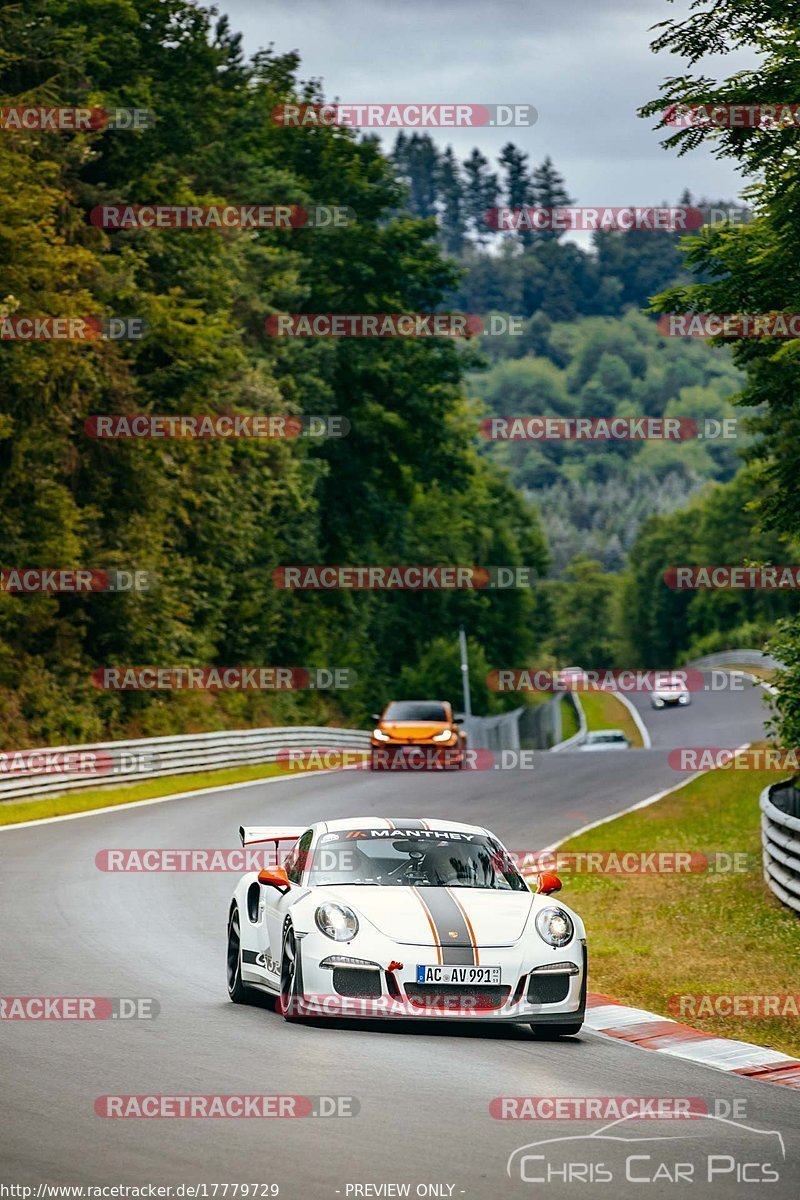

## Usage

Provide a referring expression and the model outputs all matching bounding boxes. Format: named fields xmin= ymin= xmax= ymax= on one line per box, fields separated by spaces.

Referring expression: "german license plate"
xmin=416 ymin=965 xmax=501 ymax=985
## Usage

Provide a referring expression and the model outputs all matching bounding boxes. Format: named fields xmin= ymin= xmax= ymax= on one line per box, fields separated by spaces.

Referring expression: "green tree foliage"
xmin=469 ymin=311 xmax=746 ymax=572
xmin=529 ymin=155 xmax=574 ymax=242
xmin=640 ymin=0 xmax=800 ymax=740
xmin=540 ymin=558 xmax=621 ymax=667
xmin=618 ymin=471 xmax=796 ymax=666
xmin=437 ymin=146 xmax=466 ymax=255
xmin=462 ymin=149 xmax=498 ymax=246
xmin=389 ymin=134 xmax=728 ymax=317
xmin=499 ymin=142 xmax=534 ymax=248
xmin=0 ymin=0 xmax=548 ymax=743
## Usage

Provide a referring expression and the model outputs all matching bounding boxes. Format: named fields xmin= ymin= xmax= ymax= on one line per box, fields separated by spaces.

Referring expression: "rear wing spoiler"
xmin=239 ymin=825 xmax=305 ymax=847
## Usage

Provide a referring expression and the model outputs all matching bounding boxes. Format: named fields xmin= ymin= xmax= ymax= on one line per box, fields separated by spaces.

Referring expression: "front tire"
xmin=277 ymin=923 xmax=303 ymax=1020
xmin=227 ymin=908 xmax=254 ymax=1005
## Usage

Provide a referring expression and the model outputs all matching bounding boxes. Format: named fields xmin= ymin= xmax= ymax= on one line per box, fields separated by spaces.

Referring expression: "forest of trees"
xmin=390 ymin=132 xmax=749 ymax=319
xmin=2 ymin=0 xmax=800 ymax=748
xmin=530 ymin=0 xmax=800 ymax=743
xmin=0 ymin=0 xmax=547 ymax=745
xmin=468 ymin=309 xmax=746 ymax=572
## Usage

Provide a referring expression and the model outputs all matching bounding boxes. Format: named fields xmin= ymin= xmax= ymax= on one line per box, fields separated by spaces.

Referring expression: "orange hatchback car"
xmin=369 ymin=700 xmax=468 ymax=770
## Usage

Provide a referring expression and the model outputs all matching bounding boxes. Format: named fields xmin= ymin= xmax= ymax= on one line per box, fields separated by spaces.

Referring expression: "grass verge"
xmin=559 ymin=764 xmax=800 ymax=1056
xmin=723 ymin=663 xmax=776 ymax=683
xmin=0 ymin=762 xmax=299 ymax=827
xmin=577 ymin=689 xmax=644 ymax=748
xmin=559 ymin=695 xmax=580 ymax=742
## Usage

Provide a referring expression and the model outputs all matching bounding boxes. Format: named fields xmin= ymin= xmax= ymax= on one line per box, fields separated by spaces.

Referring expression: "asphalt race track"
xmin=2 ymin=674 xmax=798 ymax=1198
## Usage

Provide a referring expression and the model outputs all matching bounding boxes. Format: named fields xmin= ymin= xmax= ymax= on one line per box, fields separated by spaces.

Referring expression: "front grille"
xmin=332 ymin=968 xmax=382 ymax=998
xmin=404 ymin=984 xmax=510 ymax=1011
xmin=527 ymin=973 xmax=571 ymax=1005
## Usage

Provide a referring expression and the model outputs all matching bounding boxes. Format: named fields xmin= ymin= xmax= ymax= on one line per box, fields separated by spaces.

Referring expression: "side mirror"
xmin=453 ymin=716 xmax=464 ymax=725
xmin=371 ymin=713 xmax=381 ymax=723
xmin=537 ymin=871 xmax=562 ymax=895
xmin=258 ymin=867 xmax=291 ymax=892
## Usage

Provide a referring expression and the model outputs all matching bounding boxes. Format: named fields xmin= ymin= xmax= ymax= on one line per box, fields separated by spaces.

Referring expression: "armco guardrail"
xmin=761 ymin=779 xmax=800 ymax=916
xmin=0 ymin=727 xmax=371 ymax=804
xmin=461 ymin=708 xmax=523 ymax=753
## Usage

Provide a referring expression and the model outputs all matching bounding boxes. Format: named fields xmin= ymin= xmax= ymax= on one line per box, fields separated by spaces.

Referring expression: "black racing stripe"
xmin=419 ymin=888 xmax=476 ymax=965
xmin=242 ymin=950 xmax=260 ymax=965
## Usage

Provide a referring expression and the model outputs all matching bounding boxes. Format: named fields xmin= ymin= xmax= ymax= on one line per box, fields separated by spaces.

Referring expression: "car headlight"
xmin=315 ymin=902 xmax=359 ymax=941
xmin=679 ymin=694 xmax=689 ymax=705
xmin=373 ymin=728 xmax=391 ymax=742
xmin=432 ymin=728 xmax=455 ymax=742
xmin=535 ymin=906 xmax=574 ymax=948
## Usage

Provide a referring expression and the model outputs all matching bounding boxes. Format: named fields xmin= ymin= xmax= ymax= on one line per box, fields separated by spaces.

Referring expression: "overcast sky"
xmin=218 ymin=0 xmax=756 ymax=208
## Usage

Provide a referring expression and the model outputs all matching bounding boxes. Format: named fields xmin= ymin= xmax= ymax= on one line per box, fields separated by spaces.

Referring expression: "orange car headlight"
xmin=432 ymin=728 xmax=456 ymax=743
xmin=373 ymin=728 xmax=391 ymax=742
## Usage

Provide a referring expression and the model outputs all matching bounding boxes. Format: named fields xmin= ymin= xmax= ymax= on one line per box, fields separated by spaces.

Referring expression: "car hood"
xmin=377 ymin=721 xmax=451 ymax=739
xmin=317 ymin=885 xmax=533 ymax=946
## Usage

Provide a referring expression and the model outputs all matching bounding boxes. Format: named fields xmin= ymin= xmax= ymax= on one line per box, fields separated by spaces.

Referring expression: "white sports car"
xmin=227 ymin=817 xmax=587 ymax=1034
xmin=650 ymin=683 xmax=691 ymax=708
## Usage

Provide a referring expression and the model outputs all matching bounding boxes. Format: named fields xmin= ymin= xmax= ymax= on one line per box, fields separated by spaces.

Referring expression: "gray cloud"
xmin=220 ymin=0 xmax=757 ymax=205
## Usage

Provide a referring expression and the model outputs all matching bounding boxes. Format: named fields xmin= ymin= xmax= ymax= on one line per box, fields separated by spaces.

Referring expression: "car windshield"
xmin=383 ymin=701 xmax=448 ymax=721
xmin=589 ymin=733 xmax=624 ymax=744
xmin=306 ymin=831 xmax=527 ymax=890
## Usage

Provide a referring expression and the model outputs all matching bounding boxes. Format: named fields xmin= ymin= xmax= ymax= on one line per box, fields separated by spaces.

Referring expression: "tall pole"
xmin=459 ymin=626 xmax=472 ymax=717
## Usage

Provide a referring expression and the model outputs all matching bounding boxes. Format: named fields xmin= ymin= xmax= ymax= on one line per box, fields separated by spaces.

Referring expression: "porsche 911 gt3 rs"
xmin=650 ymin=683 xmax=691 ymax=708
xmin=227 ymin=818 xmax=587 ymax=1034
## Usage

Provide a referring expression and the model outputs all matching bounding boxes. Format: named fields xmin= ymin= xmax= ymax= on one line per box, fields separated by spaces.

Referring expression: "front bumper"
xmin=291 ymin=934 xmax=587 ymax=1022
xmin=369 ymin=742 xmax=464 ymax=769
